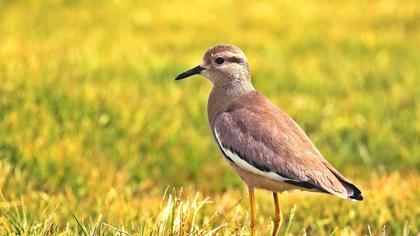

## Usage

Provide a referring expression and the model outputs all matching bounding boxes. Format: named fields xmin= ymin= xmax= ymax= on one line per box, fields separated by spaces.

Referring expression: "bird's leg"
xmin=272 ymin=192 xmax=282 ymax=236
xmin=248 ymin=186 xmax=257 ymax=235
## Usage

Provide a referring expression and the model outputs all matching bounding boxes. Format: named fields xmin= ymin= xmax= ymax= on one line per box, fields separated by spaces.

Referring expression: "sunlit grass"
xmin=0 ymin=0 xmax=419 ymax=235
xmin=0 ymin=173 xmax=419 ymax=235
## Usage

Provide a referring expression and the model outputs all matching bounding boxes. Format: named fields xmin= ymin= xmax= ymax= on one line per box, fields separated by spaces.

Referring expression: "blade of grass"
xmin=72 ymin=213 xmax=89 ymax=236
xmin=284 ymin=205 xmax=296 ymax=236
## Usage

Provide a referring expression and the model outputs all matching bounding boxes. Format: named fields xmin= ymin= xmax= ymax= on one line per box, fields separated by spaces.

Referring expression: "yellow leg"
xmin=248 ymin=186 xmax=256 ymax=235
xmin=272 ymin=192 xmax=282 ymax=236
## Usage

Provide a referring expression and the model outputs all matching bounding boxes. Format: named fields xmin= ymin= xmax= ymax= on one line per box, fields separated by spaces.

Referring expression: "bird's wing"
xmin=213 ymin=92 xmax=362 ymax=200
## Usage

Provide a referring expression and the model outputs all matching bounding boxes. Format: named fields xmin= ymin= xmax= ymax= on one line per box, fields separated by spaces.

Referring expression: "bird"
xmin=175 ymin=44 xmax=363 ymax=236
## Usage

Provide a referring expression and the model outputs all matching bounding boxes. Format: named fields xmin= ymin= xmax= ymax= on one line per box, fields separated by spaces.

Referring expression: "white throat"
xmin=224 ymin=78 xmax=255 ymax=97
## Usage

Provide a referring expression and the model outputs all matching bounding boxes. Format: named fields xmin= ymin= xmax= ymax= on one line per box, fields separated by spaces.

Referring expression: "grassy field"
xmin=0 ymin=0 xmax=419 ymax=235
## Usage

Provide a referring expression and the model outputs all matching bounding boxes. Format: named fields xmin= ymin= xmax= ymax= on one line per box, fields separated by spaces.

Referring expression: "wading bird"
xmin=175 ymin=44 xmax=363 ymax=235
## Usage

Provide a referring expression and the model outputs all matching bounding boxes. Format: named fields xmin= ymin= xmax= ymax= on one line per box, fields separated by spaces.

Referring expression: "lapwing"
xmin=175 ymin=44 xmax=363 ymax=235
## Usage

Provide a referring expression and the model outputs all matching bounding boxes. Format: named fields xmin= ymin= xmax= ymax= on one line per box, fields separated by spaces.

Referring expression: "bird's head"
xmin=175 ymin=44 xmax=252 ymax=89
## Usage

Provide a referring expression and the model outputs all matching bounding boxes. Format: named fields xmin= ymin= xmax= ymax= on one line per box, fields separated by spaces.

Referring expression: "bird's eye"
xmin=215 ymin=57 xmax=225 ymax=65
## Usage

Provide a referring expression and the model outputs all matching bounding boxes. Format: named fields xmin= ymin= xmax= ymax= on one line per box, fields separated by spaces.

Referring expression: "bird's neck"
xmin=221 ymin=78 xmax=255 ymax=97
xmin=207 ymin=79 xmax=255 ymax=126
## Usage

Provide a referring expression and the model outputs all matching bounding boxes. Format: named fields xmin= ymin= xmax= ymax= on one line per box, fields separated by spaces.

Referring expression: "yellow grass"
xmin=0 ymin=0 xmax=419 ymax=235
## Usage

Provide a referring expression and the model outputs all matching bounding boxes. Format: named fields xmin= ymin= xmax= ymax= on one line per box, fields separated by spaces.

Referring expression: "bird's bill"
xmin=175 ymin=65 xmax=205 ymax=80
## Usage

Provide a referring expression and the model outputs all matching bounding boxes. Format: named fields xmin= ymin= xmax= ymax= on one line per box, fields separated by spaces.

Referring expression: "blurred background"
xmin=0 ymin=0 xmax=419 ymax=235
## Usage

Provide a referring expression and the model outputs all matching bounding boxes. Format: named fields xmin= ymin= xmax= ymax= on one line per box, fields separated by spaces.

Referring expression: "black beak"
xmin=175 ymin=65 xmax=205 ymax=80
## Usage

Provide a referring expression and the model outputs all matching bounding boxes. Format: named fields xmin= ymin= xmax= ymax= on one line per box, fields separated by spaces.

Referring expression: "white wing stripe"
xmin=214 ymin=128 xmax=291 ymax=182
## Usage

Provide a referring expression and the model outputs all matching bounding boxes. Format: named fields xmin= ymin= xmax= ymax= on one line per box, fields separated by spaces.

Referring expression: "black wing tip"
xmin=346 ymin=183 xmax=363 ymax=201
xmin=349 ymin=193 xmax=364 ymax=201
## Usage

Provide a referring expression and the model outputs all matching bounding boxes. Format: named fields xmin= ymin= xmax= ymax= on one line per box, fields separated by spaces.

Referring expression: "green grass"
xmin=0 ymin=0 xmax=419 ymax=235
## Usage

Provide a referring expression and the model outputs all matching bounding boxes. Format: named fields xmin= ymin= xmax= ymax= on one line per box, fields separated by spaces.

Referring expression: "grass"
xmin=0 ymin=0 xmax=419 ymax=235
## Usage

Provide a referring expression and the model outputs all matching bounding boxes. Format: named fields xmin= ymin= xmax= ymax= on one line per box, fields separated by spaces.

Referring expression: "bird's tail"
xmin=342 ymin=180 xmax=363 ymax=201
xmin=322 ymin=162 xmax=364 ymax=201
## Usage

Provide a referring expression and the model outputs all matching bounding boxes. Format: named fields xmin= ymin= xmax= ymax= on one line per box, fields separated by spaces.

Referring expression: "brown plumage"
xmin=210 ymin=90 xmax=362 ymax=199
xmin=176 ymin=44 xmax=363 ymax=235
